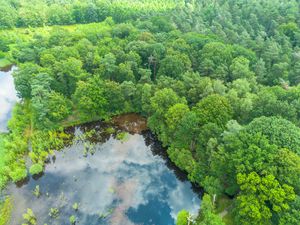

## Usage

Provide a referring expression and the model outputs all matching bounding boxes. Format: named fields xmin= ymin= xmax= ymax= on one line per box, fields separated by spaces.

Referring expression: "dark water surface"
xmin=0 ymin=65 xmax=18 ymax=132
xmin=8 ymin=120 xmax=201 ymax=225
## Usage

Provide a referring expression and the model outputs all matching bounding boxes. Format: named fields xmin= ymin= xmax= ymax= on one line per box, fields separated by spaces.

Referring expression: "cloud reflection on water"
xmin=9 ymin=133 xmax=200 ymax=225
xmin=0 ymin=66 xmax=18 ymax=132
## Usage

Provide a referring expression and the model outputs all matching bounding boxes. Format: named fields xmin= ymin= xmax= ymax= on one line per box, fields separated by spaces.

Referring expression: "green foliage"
xmin=69 ymin=215 xmax=76 ymax=225
xmin=168 ymin=147 xmax=195 ymax=174
xmin=197 ymin=194 xmax=225 ymax=225
xmin=105 ymin=127 xmax=115 ymax=134
xmin=116 ymin=132 xmax=129 ymax=142
xmin=13 ymin=63 xmax=40 ymax=99
xmin=199 ymin=42 xmax=233 ymax=80
xmin=158 ymin=53 xmax=191 ymax=79
xmin=1 ymin=2 xmax=300 ymax=224
xmin=0 ymin=103 xmax=30 ymax=188
xmin=47 ymin=92 xmax=72 ymax=122
xmin=193 ymin=94 xmax=233 ymax=128
xmin=0 ymin=58 xmax=11 ymax=68
xmin=9 ymin=167 xmax=27 ymax=183
xmin=32 ymin=185 xmax=41 ymax=198
xmin=30 ymin=130 xmax=69 ymax=165
xmin=279 ymin=196 xmax=300 ymax=225
xmin=245 ymin=116 xmax=300 ymax=154
xmin=176 ymin=209 xmax=189 ymax=225
xmin=218 ymin=131 xmax=298 ymax=200
xmin=0 ymin=0 xmax=181 ymax=28
xmin=148 ymin=88 xmax=186 ymax=145
xmin=165 ymin=103 xmax=190 ymax=132
xmin=98 ymin=207 xmax=114 ymax=219
xmin=212 ymin=116 xmax=300 ymax=223
xmin=0 ymin=197 xmax=13 ymax=225
xmin=235 ymin=172 xmax=295 ymax=225
xmin=274 ymin=149 xmax=300 ymax=193
xmin=226 ymin=79 xmax=256 ymax=123
xmin=29 ymin=164 xmax=43 ymax=176
xmin=49 ymin=208 xmax=59 ymax=219
xmin=72 ymin=203 xmax=79 ymax=211
xmin=150 ymin=88 xmax=186 ymax=115
xmin=229 ymin=56 xmax=254 ymax=80
xmin=73 ymin=77 xmax=108 ymax=121
xmin=22 ymin=208 xmax=37 ymax=225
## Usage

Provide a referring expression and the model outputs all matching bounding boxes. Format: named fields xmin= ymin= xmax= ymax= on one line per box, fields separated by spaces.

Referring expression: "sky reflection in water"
xmin=8 ymin=128 xmax=200 ymax=225
xmin=0 ymin=66 xmax=18 ymax=132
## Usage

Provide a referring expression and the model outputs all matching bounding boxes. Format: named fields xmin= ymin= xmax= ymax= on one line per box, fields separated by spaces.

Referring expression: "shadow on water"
xmin=142 ymin=131 xmax=203 ymax=196
xmin=68 ymin=114 xmax=203 ymax=195
xmin=15 ymin=177 xmax=30 ymax=188
xmin=7 ymin=113 xmax=202 ymax=225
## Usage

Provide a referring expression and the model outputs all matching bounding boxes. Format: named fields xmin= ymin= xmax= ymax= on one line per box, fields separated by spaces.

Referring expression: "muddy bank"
xmin=112 ymin=113 xmax=148 ymax=134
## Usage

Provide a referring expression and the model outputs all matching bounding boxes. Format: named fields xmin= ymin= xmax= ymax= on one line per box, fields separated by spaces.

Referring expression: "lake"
xmin=7 ymin=118 xmax=201 ymax=225
xmin=0 ymin=65 xmax=18 ymax=132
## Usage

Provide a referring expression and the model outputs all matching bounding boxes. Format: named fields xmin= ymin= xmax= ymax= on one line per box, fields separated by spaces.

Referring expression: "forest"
xmin=0 ymin=0 xmax=300 ymax=225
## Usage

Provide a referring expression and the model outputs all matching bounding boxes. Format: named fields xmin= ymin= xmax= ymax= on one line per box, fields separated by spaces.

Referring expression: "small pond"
xmin=7 ymin=118 xmax=201 ymax=225
xmin=0 ymin=65 xmax=18 ymax=132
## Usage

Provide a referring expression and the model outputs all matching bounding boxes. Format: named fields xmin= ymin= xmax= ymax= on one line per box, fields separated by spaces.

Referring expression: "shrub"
xmin=0 ymin=197 xmax=13 ymax=225
xmin=49 ymin=208 xmax=59 ymax=218
xmin=29 ymin=163 xmax=43 ymax=175
xmin=69 ymin=215 xmax=76 ymax=224
xmin=9 ymin=167 xmax=27 ymax=182
xmin=176 ymin=210 xmax=189 ymax=225
xmin=22 ymin=208 xmax=37 ymax=225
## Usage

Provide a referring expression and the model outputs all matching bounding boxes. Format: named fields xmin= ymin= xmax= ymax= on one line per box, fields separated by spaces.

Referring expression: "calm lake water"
xmin=8 ymin=120 xmax=201 ymax=225
xmin=0 ymin=65 xmax=18 ymax=132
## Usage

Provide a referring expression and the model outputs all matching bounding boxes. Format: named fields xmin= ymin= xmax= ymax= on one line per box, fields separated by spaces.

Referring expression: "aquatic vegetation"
xmin=82 ymin=148 xmax=88 ymax=157
xmin=69 ymin=215 xmax=76 ymax=225
xmin=89 ymin=146 xmax=96 ymax=155
xmin=108 ymin=187 xmax=116 ymax=194
xmin=116 ymin=132 xmax=129 ymax=142
xmin=75 ymin=129 xmax=97 ymax=143
xmin=83 ymin=142 xmax=96 ymax=157
xmin=105 ymin=127 xmax=115 ymax=134
xmin=98 ymin=208 xmax=114 ymax=220
xmin=32 ymin=185 xmax=41 ymax=198
xmin=6 ymin=131 xmax=200 ymax=224
xmin=98 ymin=213 xmax=107 ymax=219
xmin=84 ymin=129 xmax=96 ymax=139
xmin=48 ymin=208 xmax=59 ymax=219
xmin=22 ymin=208 xmax=37 ymax=225
xmin=58 ymin=192 xmax=68 ymax=207
xmin=0 ymin=197 xmax=13 ymax=225
xmin=72 ymin=203 xmax=79 ymax=211
xmin=30 ymin=130 xmax=70 ymax=166
xmin=2 ymin=0 xmax=300 ymax=224
xmin=29 ymin=164 xmax=43 ymax=176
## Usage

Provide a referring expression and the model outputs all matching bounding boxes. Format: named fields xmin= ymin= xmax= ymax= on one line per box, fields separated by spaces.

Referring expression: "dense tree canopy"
xmin=1 ymin=1 xmax=300 ymax=224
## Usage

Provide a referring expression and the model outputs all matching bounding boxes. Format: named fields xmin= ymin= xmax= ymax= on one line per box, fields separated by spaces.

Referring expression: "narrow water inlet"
xmin=0 ymin=65 xmax=18 ymax=132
